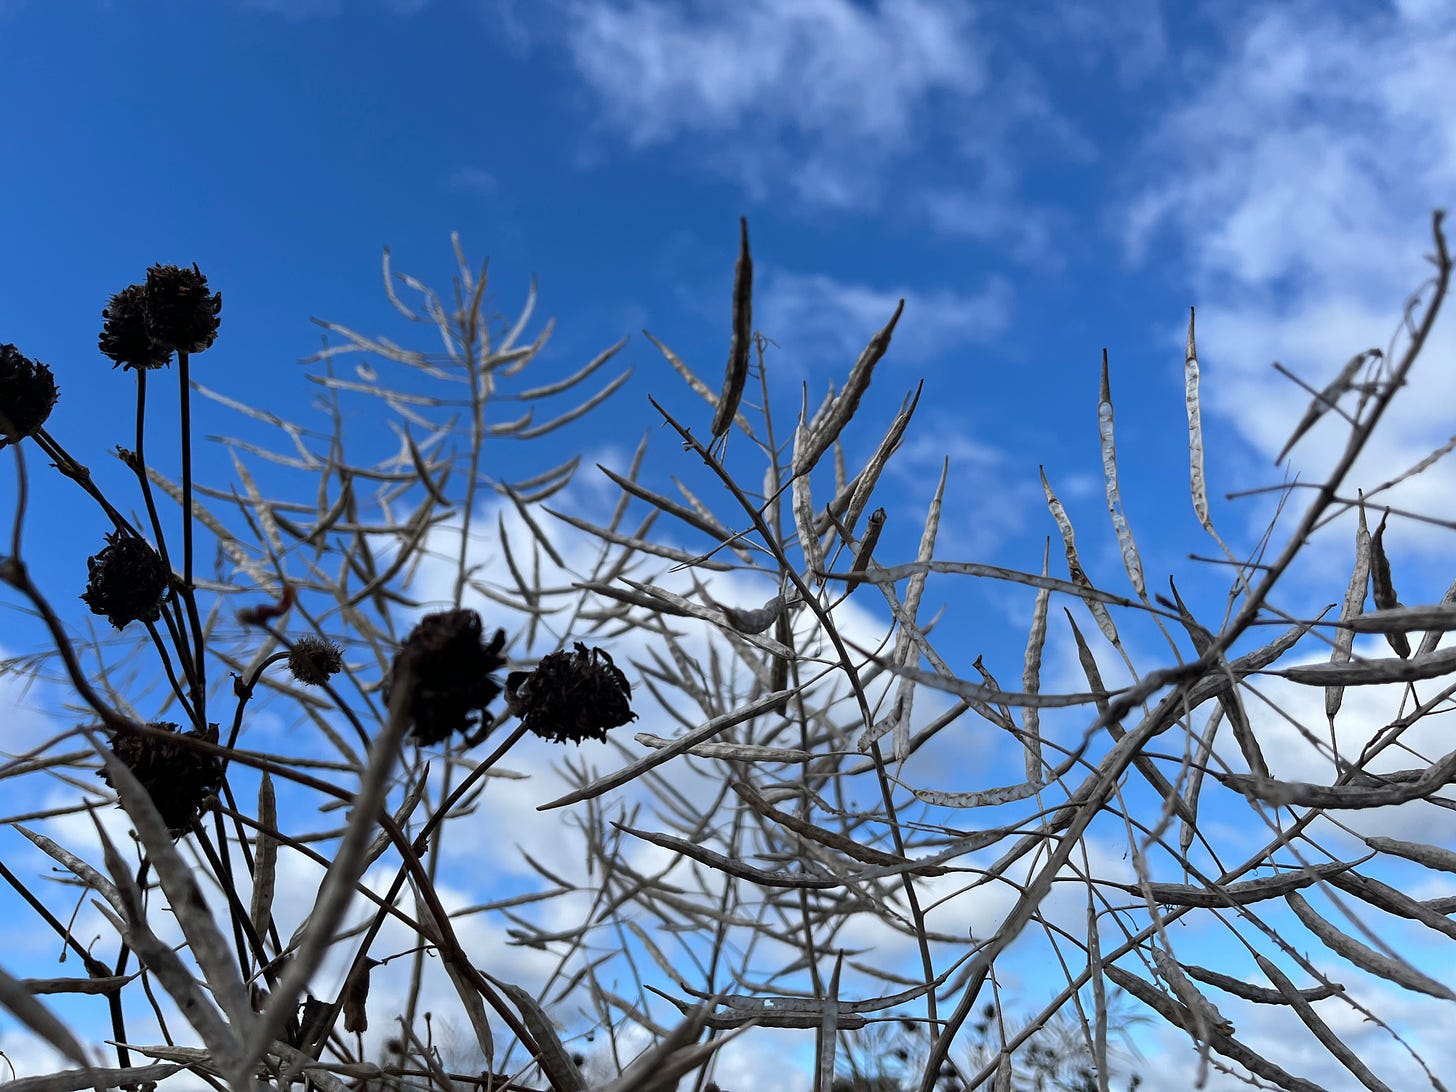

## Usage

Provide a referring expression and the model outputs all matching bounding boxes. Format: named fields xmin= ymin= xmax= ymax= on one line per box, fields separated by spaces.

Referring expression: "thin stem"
xmin=176 ymin=351 xmax=208 ymax=727
xmin=133 ymin=370 xmax=176 ymax=578
xmin=134 ymin=369 xmax=201 ymax=702
xmin=31 ymin=428 xmax=135 ymax=535
xmin=144 ymin=619 xmax=198 ymax=725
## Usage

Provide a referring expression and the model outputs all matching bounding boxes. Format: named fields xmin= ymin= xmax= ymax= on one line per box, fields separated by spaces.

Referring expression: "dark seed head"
xmin=0 ymin=344 xmax=59 ymax=442
xmin=99 ymin=283 xmax=172 ymax=370
xmin=80 ymin=531 xmax=169 ymax=629
xmin=385 ymin=609 xmax=506 ymax=745
xmin=98 ymin=721 xmax=224 ymax=837
xmin=144 ymin=263 xmax=222 ymax=355
xmin=509 ymin=642 xmax=636 ymax=746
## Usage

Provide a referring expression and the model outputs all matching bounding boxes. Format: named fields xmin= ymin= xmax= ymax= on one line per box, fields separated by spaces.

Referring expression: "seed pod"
xmin=711 ymin=218 xmax=752 ymax=444
xmin=99 ymin=284 xmax=171 ymax=370
xmin=845 ymin=508 xmax=886 ymax=592
xmin=720 ymin=594 xmax=785 ymax=635
xmin=1371 ymin=510 xmax=1410 ymax=657
xmin=342 ymin=958 xmax=380 ymax=1033
xmin=288 ymin=635 xmax=344 ymax=686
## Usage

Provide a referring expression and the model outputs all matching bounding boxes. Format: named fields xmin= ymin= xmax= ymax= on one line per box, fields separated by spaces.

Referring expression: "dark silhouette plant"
xmin=0 ymin=213 xmax=1451 ymax=1092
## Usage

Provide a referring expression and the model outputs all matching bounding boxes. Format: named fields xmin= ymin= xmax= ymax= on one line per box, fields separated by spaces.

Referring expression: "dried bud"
xmin=296 ymin=997 xmax=331 ymax=1049
xmin=288 ymin=636 xmax=344 ymax=686
xmin=99 ymin=283 xmax=172 ymax=370
xmin=509 ymin=643 xmax=636 ymax=745
xmin=98 ymin=721 xmax=224 ymax=837
xmin=81 ymin=531 xmax=169 ymax=629
xmin=342 ymin=958 xmax=379 ymax=1034
xmin=144 ymin=263 xmax=222 ymax=355
xmin=0 ymin=344 xmax=59 ymax=443
xmin=385 ymin=609 xmax=506 ymax=745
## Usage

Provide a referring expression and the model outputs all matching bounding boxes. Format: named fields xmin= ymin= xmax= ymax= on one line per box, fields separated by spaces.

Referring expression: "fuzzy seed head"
xmin=288 ymin=636 xmax=344 ymax=687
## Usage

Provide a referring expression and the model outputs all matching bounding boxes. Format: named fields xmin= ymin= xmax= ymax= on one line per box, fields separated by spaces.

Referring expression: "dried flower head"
xmin=0 ymin=344 xmax=58 ymax=443
xmin=99 ymin=283 xmax=171 ymax=370
xmin=385 ymin=609 xmax=506 ymax=745
xmin=98 ymin=721 xmax=224 ymax=837
xmin=288 ymin=635 xmax=344 ymax=686
xmin=144 ymin=263 xmax=222 ymax=355
xmin=81 ymin=531 xmax=169 ymax=629
xmin=508 ymin=643 xmax=636 ymax=745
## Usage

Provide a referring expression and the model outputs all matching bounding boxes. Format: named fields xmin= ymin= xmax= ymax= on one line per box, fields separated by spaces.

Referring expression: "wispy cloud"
xmin=565 ymin=0 xmax=984 ymax=148
xmin=1123 ymin=4 xmax=1456 ymax=299
xmin=1119 ymin=3 xmax=1456 ymax=553
xmin=446 ymin=165 xmax=499 ymax=193
xmin=916 ymin=186 xmax=1061 ymax=268
xmin=760 ymin=269 xmax=1012 ymax=367
xmin=1025 ymin=0 xmax=1169 ymax=85
xmin=560 ymin=0 xmax=990 ymax=209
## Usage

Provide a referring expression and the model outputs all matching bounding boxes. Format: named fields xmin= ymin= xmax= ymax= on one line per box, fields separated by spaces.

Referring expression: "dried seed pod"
xmin=237 ymin=584 xmax=297 ymax=626
xmin=342 ymin=959 xmax=380 ymax=1033
xmin=720 ymin=594 xmax=786 ymax=635
xmin=0 ymin=343 xmax=59 ymax=443
xmin=288 ymin=635 xmax=344 ymax=687
xmin=295 ymin=997 xmax=331 ymax=1049
xmin=845 ymin=507 xmax=886 ymax=591
xmin=1371 ymin=510 xmax=1410 ymax=657
xmin=793 ymin=299 xmax=904 ymax=477
xmin=712 ymin=217 xmax=752 ymax=444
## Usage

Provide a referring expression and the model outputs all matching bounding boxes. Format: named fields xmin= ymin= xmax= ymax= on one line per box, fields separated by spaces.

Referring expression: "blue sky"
xmin=2 ymin=1 xmax=1456 ymax=1089
xmin=2 ymin=0 xmax=1448 ymax=592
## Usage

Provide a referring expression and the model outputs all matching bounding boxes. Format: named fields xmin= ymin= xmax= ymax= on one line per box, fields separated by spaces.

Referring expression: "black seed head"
xmin=98 ymin=721 xmax=224 ymax=837
xmin=510 ymin=642 xmax=636 ymax=746
xmin=385 ymin=609 xmax=506 ymax=745
xmin=0 ymin=344 xmax=59 ymax=442
xmin=144 ymin=263 xmax=222 ymax=355
xmin=80 ymin=531 xmax=169 ymax=629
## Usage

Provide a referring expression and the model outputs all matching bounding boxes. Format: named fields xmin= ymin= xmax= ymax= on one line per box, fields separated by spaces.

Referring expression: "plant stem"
xmin=177 ymin=351 xmax=207 ymax=727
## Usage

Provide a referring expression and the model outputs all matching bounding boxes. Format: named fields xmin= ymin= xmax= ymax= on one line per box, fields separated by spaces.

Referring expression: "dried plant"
xmin=0 ymin=211 xmax=1451 ymax=1092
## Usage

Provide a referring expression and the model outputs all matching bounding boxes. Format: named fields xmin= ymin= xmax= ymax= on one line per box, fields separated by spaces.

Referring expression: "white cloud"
xmin=1036 ymin=0 xmax=1169 ymax=85
xmin=761 ymin=270 xmax=1012 ymax=369
xmin=551 ymin=1 xmax=1095 ymax=252
xmin=918 ymin=187 xmax=1062 ymax=268
xmin=1120 ymin=5 xmax=1456 ymax=498
xmin=565 ymin=0 xmax=984 ymax=148
xmin=560 ymin=0 xmax=992 ymax=209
